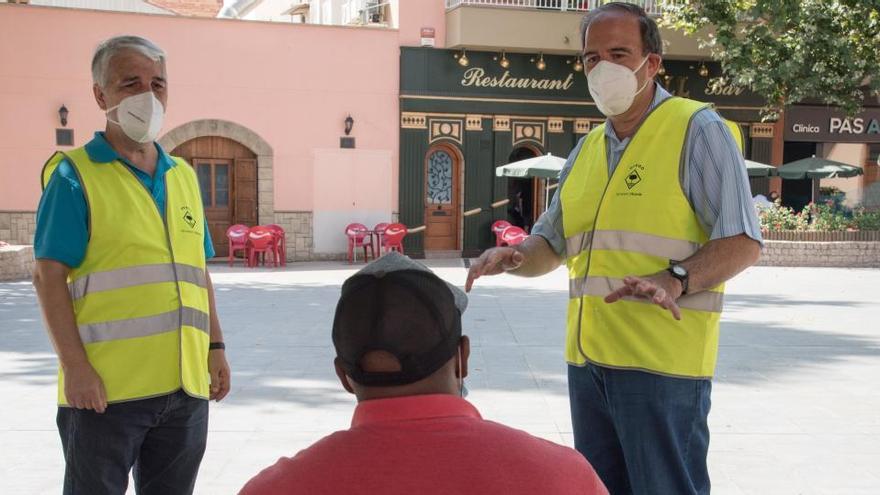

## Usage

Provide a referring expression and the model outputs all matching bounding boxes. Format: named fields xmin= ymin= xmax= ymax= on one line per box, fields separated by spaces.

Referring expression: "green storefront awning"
xmin=778 ymin=156 xmax=864 ymax=179
xmin=745 ymin=160 xmax=779 ymax=178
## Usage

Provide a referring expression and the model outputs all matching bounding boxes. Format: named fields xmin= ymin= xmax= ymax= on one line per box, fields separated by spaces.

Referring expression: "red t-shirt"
xmin=240 ymin=394 xmax=607 ymax=495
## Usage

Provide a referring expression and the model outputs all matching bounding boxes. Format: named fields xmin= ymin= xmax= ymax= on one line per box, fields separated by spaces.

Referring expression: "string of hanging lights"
xmin=456 ymin=49 xmax=587 ymax=73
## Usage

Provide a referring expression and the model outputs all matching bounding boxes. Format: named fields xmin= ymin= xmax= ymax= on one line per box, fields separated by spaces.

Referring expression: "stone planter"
xmin=758 ymin=231 xmax=880 ymax=268
xmin=763 ymin=230 xmax=880 ymax=242
xmin=0 ymin=245 xmax=35 ymax=281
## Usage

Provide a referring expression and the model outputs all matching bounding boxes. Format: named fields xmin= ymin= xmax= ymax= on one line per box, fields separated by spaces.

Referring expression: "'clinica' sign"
xmin=785 ymin=106 xmax=880 ymax=143
xmin=791 ymin=124 xmax=820 ymax=134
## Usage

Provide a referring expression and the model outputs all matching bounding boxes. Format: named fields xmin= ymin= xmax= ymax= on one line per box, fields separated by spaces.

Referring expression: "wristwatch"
xmin=666 ymin=264 xmax=689 ymax=295
xmin=209 ymin=342 xmax=226 ymax=351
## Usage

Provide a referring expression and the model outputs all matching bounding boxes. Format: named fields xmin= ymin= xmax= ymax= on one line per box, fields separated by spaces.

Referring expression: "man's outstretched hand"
xmin=604 ymin=273 xmax=683 ymax=320
xmin=465 ymin=247 xmax=525 ymax=292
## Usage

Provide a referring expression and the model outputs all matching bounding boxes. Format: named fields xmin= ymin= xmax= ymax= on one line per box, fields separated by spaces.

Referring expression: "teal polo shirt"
xmin=34 ymin=132 xmax=215 ymax=268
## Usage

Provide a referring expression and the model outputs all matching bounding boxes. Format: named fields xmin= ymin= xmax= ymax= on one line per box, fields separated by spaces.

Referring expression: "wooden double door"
xmin=172 ymin=137 xmax=258 ymax=258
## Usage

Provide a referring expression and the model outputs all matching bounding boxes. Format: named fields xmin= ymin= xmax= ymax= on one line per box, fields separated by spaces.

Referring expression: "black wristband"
xmin=209 ymin=342 xmax=226 ymax=351
xmin=666 ymin=264 xmax=689 ymax=295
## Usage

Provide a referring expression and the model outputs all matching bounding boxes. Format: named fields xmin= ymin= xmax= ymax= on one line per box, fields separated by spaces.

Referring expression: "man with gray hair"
xmin=33 ymin=35 xmax=230 ymax=494
xmin=467 ymin=3 xmax=761 ymax=494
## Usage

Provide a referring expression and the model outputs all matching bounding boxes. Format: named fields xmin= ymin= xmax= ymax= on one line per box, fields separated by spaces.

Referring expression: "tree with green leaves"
xmin=660 ymin=0 xmax=880 ymax=119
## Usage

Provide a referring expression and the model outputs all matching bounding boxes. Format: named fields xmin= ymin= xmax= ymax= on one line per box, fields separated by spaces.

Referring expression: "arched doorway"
xmin=424 ymin=143 xmax=462 ymax=251
xmin=507 ymin=145 xmax=542 ymax=232
xmin=172 ymin=137 xmax=258 ymax=257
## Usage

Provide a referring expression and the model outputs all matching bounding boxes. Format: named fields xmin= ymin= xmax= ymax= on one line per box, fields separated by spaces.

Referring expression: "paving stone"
xmin=1 ymin=264 xmax=879 ymax=493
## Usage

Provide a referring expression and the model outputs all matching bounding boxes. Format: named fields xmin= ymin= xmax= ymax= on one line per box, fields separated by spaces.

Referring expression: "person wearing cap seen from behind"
xmin=240 ymin=252 xmax=607 ymax=495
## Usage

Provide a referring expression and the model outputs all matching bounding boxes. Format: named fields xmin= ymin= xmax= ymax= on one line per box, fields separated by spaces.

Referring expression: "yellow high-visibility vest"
xmin=41 ymin=147 xmax=210 ymax=404
xmin=561 ymin=97 xmax=741 ymax=378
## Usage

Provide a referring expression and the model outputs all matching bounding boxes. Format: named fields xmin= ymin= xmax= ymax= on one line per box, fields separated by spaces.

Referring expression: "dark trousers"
xmin=57 ymin=390 xmax=208 ymax=495
xmin=568 ymin=363 xmax=712 ymax=495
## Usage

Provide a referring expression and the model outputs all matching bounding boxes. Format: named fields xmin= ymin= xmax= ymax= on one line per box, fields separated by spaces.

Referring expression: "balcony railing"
xmin=445 ymin=0 xmax=668 ymax=16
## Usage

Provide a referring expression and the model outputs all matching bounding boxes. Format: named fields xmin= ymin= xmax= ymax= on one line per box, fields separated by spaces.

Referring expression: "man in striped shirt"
xmin=466 ymin=3 xmax=762 ymax=494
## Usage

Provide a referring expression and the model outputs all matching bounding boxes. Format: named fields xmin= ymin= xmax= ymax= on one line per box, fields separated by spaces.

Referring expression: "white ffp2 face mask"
xmin=106 ymin=91 xmax=165 ymax=144
xmin=587 ymin=56 xmax=651 ymax=117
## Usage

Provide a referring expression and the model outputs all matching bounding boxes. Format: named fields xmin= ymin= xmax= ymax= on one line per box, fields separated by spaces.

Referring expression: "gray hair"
xmin=580 ymin=2 xmax=663 ymax=56
xmin=91 ymin=36 xmax=166 ymax=88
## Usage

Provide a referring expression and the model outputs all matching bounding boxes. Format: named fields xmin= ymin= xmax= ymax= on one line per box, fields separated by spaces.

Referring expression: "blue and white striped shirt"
xmin=532 ymin=84 xmax=763 ymax=255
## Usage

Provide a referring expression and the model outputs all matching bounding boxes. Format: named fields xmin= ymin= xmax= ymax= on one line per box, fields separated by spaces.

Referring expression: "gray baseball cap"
xmin=332 ymin=252 xmax=468 ymax=386
xmin=351 ymin=252 xmax=468 ymax=313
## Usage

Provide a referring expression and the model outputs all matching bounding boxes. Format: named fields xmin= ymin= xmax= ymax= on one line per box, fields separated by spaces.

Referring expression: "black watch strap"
xmin=667 ymin=266 xmax=689 ymax=295
xmin=209 ymin=342 xmax=226 ymax=351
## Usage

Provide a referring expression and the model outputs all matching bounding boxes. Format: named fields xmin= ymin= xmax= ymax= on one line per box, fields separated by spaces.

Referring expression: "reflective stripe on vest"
xmin=42 ymin=147 xmax=211 ymax=405
xmin=565 ymin=230 xmax=701 ymax=265
xmin=78 ymin=307 xmax=210 ymax=344
xmin=560 ymin=97 xmax=729 ymax=378
xmin=68 ymin=263 xmax=207 ymax=301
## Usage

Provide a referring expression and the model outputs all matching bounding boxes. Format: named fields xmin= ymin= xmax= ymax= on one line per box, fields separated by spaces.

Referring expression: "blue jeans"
xmin=57 ymin=390 xmax=209 ymax=495
xmin=568 ymin=363 xmax=712 ymax=495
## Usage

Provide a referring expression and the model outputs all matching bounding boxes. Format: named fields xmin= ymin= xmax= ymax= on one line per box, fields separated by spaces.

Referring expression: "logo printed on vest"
xmin=617 ymin=164 xmax=645 ymax=197
xmin=623 ymin=163 xmax=645 ymax=193
xmin=181 ymin=206 xmax=197 ymax=228
xmin=625 ymin=169 xmax=642 ymax=189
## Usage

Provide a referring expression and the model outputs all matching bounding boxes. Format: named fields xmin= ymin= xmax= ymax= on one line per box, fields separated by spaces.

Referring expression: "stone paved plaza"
xmin=1 ymin=262 xmax=879 ymax=494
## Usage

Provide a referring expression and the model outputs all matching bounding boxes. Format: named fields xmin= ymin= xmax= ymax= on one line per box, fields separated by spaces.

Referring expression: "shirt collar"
xmin=351 ymin=394 xmax=482 ymax=428
xmin=603 ymin=83 xmax=672 ymax=141
xmin=84 ymin=132 xmax=176 ymax=172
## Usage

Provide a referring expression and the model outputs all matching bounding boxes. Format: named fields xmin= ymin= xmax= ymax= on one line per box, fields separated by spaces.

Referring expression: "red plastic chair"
xmin=247 ymin=226 xmax=278 ymax=267
xmin=491 ymin=220 xmax=512 ymax=247
xmin=500 ymin=225 xmax=529 ymax=246
xmin=372 ymin=222 xmax=389 ymax=258
xmin=226 ymin=224 xmax=250 ymax=266
xmin=382 ymin=223 xmax=407 ymax=254
xmin=266 ymin=224 xmax=287 ymax=266
xmin=345 ymin=223 xmax=372 ymax=263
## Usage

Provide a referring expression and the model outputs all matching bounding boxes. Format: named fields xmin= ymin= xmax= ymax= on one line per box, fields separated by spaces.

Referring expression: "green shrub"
xmin=758 ymin=202 xmax=809 ymax=231
xmin=809 ymin=202 xmax=852 ymax=231
xmin=759 ymin=201 xmax=880 ymax=232
xmin=852 ymin=208 xmax=880 ymax=231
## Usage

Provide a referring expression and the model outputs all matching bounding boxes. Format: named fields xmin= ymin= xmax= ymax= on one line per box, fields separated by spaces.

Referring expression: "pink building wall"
xmin=0 ymin=3 xmax=446 ymax=215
